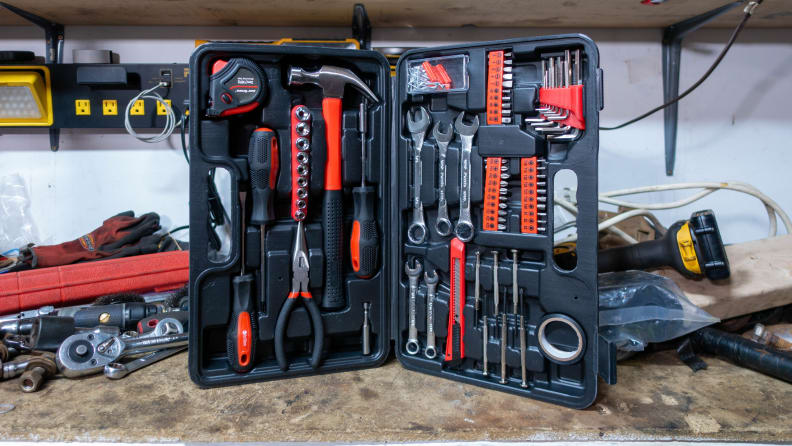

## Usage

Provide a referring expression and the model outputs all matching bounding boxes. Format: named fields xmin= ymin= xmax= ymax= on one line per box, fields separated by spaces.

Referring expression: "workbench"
xmin=0 ymin=350 xmax=790 ymax=442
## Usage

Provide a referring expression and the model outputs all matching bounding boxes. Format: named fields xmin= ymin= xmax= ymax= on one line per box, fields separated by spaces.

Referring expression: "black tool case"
xmin=188 ymin=34 xmax=615 ymax=409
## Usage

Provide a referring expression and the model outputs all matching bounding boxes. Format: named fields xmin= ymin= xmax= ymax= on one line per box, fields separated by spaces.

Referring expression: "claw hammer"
xmin=288 ymin=66 xmax=379 ymax=310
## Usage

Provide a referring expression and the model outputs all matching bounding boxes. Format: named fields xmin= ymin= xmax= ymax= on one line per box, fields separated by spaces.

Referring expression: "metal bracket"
xmin=661 ymin=1 xmax=742 ymax=175
xmin=0 ymin=2 xmax=64 ymax=151
xmin=352 ymin=3 xmax=372 ymax=50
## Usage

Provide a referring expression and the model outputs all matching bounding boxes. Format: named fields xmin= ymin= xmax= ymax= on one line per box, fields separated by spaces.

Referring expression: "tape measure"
xmin=206 ymin=58 xmax=267 ymax=117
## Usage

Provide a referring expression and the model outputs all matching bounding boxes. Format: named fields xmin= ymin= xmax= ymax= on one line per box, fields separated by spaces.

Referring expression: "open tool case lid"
xmin=188 ymin=34 xmax=614 ymax=410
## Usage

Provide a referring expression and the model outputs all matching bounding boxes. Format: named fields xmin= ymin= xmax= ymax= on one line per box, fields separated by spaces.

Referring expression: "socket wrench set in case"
xmin=188 ymin=34 xmax=614 ymax=409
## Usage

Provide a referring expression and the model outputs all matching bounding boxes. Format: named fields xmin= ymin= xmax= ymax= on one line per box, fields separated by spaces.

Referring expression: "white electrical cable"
xmin=553 ymin=195 xmax=640 ymax=245
xmin=600 ymin=181 xmax=792 ymax=237
xmin=124 ymin=82 xmax=180 ymax=143
xmin=552 ymin=181 xmax=791 ymax=246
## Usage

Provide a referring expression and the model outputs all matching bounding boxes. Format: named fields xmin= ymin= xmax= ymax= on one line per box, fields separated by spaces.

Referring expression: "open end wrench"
xmin=404 ymin=258 xmax=423 ymax=355
xmin=104 ymin=346 xmax=187 ymax=379
xmin=424 ymin=269 xmax=439 ymax=359
xmin=454 ymin=112 xmax=479 ymax=242
xmin=406 ymin=107 xmax=431 ymax=244
xmin=432 ymin=121 xmax=453 ymax=236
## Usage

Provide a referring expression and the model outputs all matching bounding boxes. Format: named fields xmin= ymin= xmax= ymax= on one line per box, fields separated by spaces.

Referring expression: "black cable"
xmin=600 ymin=1 xmax=761 ymax=131
xmin=180 ymin=111 xmax=190 ymax=164
xmin=168 ymin=225 xmax=190 ymax=235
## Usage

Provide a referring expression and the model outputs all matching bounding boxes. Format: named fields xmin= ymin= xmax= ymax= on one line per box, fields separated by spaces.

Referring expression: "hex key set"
xmin=188 ymin=34 xmax=612 ymax=409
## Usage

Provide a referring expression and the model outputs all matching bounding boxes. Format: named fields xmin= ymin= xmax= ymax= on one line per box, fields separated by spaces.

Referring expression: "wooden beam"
xmin=1 ymin=0 xmax=791 ymax=28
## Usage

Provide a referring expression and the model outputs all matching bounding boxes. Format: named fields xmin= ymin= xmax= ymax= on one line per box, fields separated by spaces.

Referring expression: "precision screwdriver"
xmin=227 ymin=183 xmax=257 ymax=373
xmin=351 ymin=100 xmax=379 ymax=279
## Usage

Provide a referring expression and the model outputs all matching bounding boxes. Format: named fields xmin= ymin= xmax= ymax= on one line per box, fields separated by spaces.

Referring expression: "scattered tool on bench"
xmin=598 ymin=209 xmax=730 ymax=280
xmin=288 ymin=65 xmax=379 ymax=311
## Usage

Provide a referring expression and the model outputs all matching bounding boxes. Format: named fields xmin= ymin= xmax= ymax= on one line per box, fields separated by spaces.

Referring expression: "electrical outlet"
xmin=75 ymin=99 xmax=91 ymax=116
xmin=157 ymin=99 xmax=172 ymax=116
xmin=130 ymin=100 xmax=145 ymax=116
xmin=102 ymin=99 xmax=118 ymax=116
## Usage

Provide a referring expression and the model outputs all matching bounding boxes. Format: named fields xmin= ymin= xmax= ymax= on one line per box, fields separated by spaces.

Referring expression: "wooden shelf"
xmin=1 ymin=0 xmax=791 ymax=28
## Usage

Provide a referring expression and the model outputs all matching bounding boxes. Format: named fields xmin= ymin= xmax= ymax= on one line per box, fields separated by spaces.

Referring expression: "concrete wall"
xmin=1 ymin=25 xmax=790 ymax=250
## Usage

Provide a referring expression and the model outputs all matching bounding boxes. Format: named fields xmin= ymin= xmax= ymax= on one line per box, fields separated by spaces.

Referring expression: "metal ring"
xmin=296 ymin=164 xmax=309 ymax=177
xmin=293 ymin=210 xmax=305 ymax=221
xmin=296 ymin=137 xmax=310 ymax=152
xmin=296 ymin=177 xmax=308 ymax=188
xmin=424 ymin=345 xmax=437 ymax=359
xmin=536 ymin=314 xmax=585 ymax=364
xmin=406 ymin=340 xmax=420 ymax=355
xmin=295 ymin=105 xmax=311 ymax=122
xmin=295 ymin=121 xmax=311 ymax=136
xmin=296 ymin=199 xmax=307 ymax=209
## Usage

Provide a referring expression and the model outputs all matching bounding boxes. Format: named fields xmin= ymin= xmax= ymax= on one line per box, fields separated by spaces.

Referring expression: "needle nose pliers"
xmin=274 ymin=221 xmax=324 ymax=371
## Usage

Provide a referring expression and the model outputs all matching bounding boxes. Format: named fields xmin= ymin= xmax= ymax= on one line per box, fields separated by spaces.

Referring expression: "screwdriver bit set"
xmin=188 ymin=34 xmax=613 ymax=409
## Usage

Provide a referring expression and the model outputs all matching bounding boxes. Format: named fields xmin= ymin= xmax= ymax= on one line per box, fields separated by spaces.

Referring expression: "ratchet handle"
xmin=226 ymin=274 xmax=257 ymax=372
xmin=351 ymin=185 xmax=379 ymax=279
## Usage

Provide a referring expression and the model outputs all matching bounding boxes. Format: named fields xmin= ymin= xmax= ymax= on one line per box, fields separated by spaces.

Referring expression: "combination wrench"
xmin=406 ymin=107 xmax=431 ymax=244
xmin=432 ymin=121 xmax=453 ymax=236
xmin=404 ymin=258 xmax=423 ymax=355
xmin=424 ymin=269 xmax=439 ymax=359
xmin=104 ymin=346 xmax=187 ymax=379
xmin=453 ymin=112 xmax=479 ymax=242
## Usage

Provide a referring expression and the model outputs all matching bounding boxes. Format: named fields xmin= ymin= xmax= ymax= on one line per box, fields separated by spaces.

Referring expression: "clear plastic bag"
xmin=599 ymin=270 xmax=719 ymax=351
xmin=0 ymin=174 xmax=39 ymax=254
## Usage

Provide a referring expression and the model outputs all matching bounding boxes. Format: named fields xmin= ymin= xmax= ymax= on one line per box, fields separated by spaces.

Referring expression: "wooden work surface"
xmin=0 ymin=350 xmax=790 ymax=443
xmin=1 ymin=0 xmax=791 ymax=28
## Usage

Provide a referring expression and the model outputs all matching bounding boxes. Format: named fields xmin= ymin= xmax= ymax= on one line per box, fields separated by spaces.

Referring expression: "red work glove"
xmin=20 ymin=211 xmax=161 ymax=268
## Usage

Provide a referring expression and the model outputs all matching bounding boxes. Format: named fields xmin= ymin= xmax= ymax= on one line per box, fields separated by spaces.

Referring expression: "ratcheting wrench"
xmin=404 ymin=258 xmax=423 ymax=355
xmin=454 ymin=112 xmax=479 ymax=242
xmin=424 ymin=269 xmax=439 ymax=359
xmin=406 ymin=107 xmax=431 ymax=244
xmin=57 ymin=318 xmax=187 ymax=378
xmin=432 ymin=121 xmax=453 ymax=236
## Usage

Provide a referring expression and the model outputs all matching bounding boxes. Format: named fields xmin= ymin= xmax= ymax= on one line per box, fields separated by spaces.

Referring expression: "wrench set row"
xmin=189 ymin=36 xmax=608 ymax=408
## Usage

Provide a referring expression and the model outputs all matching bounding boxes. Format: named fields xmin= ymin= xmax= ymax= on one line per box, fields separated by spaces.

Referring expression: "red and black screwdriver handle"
xmin=249 ymin=128 xmax=279 ymax=227
xmin=227 ymin=274 xmax=257 ymax=372
xmin=350 ymin=187 xmax=378 ymax=278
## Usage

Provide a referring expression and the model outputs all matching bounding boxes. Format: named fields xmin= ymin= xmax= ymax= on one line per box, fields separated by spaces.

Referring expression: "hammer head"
xmin=288 ymin=65 xmax=378 ymax=103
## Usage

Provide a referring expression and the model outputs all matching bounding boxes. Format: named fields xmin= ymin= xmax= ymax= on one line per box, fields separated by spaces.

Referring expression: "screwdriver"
xmin=350 ymin=100 xmax=379 ymax=278
xmin=227 ymin=184 xmax=257 ymax=373
xmin=248 ymin=127 xmax=279 ymax=311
